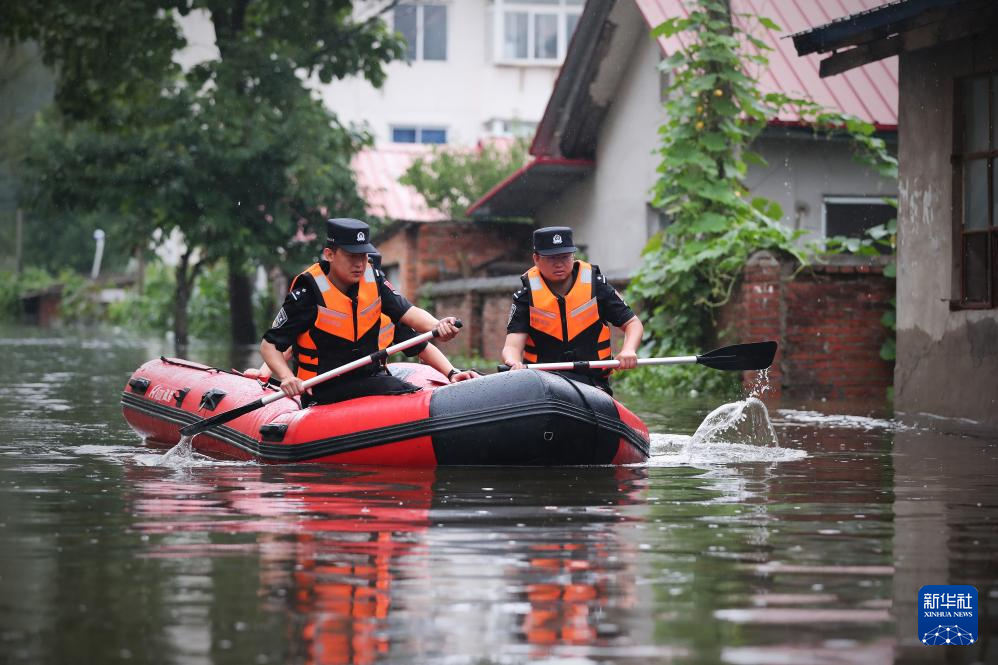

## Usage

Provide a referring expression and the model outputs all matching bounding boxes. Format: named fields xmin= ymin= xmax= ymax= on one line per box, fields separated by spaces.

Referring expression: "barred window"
xmin=954 ymin=74 xmax=998 ymax=308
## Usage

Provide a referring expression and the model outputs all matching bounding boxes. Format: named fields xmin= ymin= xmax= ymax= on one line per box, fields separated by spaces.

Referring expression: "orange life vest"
xmin=378 ymin=314 xmax=395 ymax=350
xmin=293 ymin=263 xmax=383 ymax=381
xmin=522 ymin=261 xmax=612 ymax=367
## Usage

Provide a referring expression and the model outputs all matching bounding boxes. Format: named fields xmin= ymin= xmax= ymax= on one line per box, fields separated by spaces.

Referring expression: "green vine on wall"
xmin=624 ymin=0 xmax=897 ymax=396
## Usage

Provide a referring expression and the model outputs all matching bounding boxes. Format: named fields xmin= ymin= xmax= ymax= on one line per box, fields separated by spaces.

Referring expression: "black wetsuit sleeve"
xmin=506 ymin=286 xmax=531 ymax=334
xmin=262 ymin=274 xmax=318 ymax=352
xmin=593 ymin=267 xmax=636 ymax=328
xmin=377 ymin=272 xmax=413 ymax=322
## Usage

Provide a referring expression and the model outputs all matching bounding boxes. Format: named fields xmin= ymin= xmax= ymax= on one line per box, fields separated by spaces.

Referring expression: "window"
xmin=954 ymin=74 xmax=998 ymax=308
xmin=495 ymin=0 xmax=583 ymax=64
xmin=823 ymin=197 xmax=896 ymax=248
xmin=391 ymin=126 xmax=448 ymax=144
xmin=485 ymin=117 xmax=537 ymax=137
xmin=394 ymin=3 xmax=447 ymax=61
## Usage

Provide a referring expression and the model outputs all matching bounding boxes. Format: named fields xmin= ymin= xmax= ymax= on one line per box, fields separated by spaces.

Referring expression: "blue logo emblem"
xmin=918 ymin=585 xmax=977 ymax=645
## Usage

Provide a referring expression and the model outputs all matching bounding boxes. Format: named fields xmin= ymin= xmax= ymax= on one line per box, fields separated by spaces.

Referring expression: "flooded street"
xmin=0 ymin=325 xmax=995 ymax=664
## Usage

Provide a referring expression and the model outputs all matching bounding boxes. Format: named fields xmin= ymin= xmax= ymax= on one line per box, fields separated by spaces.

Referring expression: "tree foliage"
xmin=400 ymin=138 xmax=531 ymax=218
xmin=1 ymin=0 xmax=404 ymax=347
xmin=625 ymin=0 xmax=897 ymax=396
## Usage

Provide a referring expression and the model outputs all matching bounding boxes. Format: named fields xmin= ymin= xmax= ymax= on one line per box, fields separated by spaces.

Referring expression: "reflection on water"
xmin=0 ymin=325 xmax=996 ymax=664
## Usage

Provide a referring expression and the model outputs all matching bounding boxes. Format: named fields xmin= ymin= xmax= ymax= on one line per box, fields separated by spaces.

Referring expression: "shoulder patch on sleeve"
xmin=272 ymin=308 xmax=288 ymax=328
xmin=507 ymin=302 xmax=517 ymax=326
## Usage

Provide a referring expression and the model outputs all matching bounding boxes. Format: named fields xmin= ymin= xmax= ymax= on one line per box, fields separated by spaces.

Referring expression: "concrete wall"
xmin=318 ymin=0 xmax=560 ymax=145
xmin=747 ymin=133 xmax=897 ymax=241
xmin=535 ymin=23 xmax=666 ymax=273
xmin=894 ymin=35 xmax=998 ymax=429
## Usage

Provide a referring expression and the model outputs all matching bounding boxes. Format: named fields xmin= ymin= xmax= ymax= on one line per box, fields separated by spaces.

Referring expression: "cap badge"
xmin=553 ymin=234 xmax=562 ymax=244
xmin=357 ymin=232 xmax=365 ymax=241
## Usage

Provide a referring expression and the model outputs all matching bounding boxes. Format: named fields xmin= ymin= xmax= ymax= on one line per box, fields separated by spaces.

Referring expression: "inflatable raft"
xmin=121 ymin=358 xmax=650 ymax=466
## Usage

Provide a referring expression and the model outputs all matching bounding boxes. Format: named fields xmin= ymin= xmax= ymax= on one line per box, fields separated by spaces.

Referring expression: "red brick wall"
xmin=376 ymin=221 xmax=529 ymax=299
xmin=374 ymin=226 xmax=419 ymax=296
xmin=422 ymin=251 xmax=893 ymax=400
xmin=718 ymin=251 xmax=894 ymax=401
xmin=421 ymin=290 xmax=517 ymax=363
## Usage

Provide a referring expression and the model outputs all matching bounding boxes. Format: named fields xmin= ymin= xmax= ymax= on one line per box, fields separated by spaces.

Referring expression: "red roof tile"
xmin=352 ymin=144 xmax=448 ymax=223
xmin=635 ymin=0 xmax=898 ymax=129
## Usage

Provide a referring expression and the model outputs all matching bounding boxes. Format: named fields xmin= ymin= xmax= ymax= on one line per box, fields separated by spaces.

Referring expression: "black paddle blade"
xmin=179 ymin=397 xmax=264 ymax=437
xmin=696 ymin=341 xmax=778 ymax=371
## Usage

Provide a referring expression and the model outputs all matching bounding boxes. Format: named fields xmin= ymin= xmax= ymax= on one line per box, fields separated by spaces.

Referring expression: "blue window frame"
xmin=391 ymin=126 xmax=448 ymax=144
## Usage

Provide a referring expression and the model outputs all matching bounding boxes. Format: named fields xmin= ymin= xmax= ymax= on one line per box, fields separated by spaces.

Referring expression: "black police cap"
xmin=533 ymin=226 xmax=577 ymax=256
xmin=326 ymin=218 xmax=377 ymax=254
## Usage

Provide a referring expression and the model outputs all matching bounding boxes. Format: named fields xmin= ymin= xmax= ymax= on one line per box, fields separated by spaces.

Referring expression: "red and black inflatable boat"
xmin=121 ymin=358 xmax=650 ymax=466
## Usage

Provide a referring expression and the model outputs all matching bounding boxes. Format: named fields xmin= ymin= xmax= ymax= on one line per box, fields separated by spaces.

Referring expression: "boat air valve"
xmin=173 ymin=387 xmax=190 ymax=407
xmin=128 ymin=377 xmax=151 ymax=395
xmin=199 ymin=388 xmax=227 ymax=411
xmin=259 ymin=424 xmax=288 ymax=442
xmin=544 ymin=431 xmax=554 ymax=441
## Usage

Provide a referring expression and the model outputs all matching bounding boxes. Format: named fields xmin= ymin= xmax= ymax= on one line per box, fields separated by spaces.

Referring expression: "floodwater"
xmin=0 ymin=325 xmax=996 ymax=665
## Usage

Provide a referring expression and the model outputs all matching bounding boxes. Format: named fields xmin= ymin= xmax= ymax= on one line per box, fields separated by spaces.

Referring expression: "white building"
xmin=466 ymin=0 xmax=899 ymax=275
xmin=322 ymin=0 xmax=584 ymax=145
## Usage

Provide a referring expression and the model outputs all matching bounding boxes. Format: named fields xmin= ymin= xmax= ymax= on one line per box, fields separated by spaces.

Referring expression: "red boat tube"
xmin=121 ymin=358 xmax=650 ymax=466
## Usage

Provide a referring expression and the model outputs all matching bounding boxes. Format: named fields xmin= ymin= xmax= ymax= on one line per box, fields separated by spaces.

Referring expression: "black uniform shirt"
xmin=506 ymin=263 xmax=635 ymax=334
xmin=264 ymin=263 xmax=413 ymax=351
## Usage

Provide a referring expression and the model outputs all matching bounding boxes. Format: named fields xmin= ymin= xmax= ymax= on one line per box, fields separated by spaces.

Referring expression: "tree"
xmin=400 ymin=138 xmax=531 ymax=219
xmin=1 ymin=1 xmax=404 ymax=348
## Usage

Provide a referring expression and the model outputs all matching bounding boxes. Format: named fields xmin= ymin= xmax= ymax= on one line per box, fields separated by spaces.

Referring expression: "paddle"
xmin=179 ymin=320 xmax=462 ymax=437
xmin=497 ymin=341 xmax=777 ymax=373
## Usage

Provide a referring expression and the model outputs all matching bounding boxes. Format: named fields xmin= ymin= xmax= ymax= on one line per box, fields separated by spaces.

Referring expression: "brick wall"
xmin=425 ymin=251 xmax=894 ymax=400
xmin=717 ymin=251 xmax=894 ymax=401
xmin=376 ymin=221 xmax=530 ymax=298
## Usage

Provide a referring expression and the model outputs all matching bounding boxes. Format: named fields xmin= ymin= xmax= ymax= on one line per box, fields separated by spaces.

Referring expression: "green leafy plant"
xmin=400 ymin=138 xmax=531 ymax=218
xmin=0 ymin=266 xmax=61 ymax=321
xmin=625 ymin=0 xmax=897 ymax=397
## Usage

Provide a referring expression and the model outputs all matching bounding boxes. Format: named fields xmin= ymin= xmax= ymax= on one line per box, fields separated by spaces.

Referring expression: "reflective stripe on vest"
xmin=378 ymin=314 xmax=395 ymax=350
xmin=525 ymin=262 xmax=601 ymax=342
xmin=293 ymin=263 xmax=382 ymax=381
xmin=522 ymin=260 xmax=612 ymax=365
xmin=299 ymin=263 xmax=380 ymax=342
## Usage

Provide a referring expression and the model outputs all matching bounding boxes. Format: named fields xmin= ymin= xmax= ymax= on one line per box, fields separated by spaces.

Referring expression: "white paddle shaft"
xmin=519 ymin=356 xmax=698 ymax=372
xmin=258 ymin=328 xmax=439 ymax=406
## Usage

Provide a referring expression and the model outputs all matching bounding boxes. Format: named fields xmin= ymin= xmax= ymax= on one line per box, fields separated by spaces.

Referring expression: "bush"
xmin=107 ymin=262 xmax=175 ymax=332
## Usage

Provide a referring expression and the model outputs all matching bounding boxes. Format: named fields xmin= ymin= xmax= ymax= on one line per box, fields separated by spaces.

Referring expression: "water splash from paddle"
xmin=647 ymin=397 xmax=805 ymax=466
xmin=747 ymin=368 xmax=771 ymax=398
xmin=691 ymin=397 xmax=778 ymax=447
xmin=157 ymin=434 xmax=199 ymax=467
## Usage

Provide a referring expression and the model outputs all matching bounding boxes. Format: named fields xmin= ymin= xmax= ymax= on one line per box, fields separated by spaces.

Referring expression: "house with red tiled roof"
xmin=466 ymin=0 xmax=900 ymax=276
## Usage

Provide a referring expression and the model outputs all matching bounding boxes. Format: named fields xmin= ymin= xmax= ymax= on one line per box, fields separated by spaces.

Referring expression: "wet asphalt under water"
xmin=0 ymin=325 xmax=996 ymax=665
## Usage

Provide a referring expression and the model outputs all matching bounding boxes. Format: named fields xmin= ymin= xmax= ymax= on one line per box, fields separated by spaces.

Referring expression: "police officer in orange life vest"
xmin=260 ymin=218 xmax=460 ymax=405
xmin=501 ymin=226 xmax=643 ymax=394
